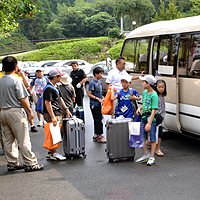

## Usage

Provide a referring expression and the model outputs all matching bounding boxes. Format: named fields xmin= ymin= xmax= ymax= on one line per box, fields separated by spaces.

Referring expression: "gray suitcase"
xmin=63 ymin=117 xmax=86 ymax=159
xmin=105 ymin=118 xmax=135 ymax=162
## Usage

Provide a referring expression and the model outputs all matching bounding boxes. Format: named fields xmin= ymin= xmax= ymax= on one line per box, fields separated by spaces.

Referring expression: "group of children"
xmin=88 ymin=66 xmax=167 ymax=166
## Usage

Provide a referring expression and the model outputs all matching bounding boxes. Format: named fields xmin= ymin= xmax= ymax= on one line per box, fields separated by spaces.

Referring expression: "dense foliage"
xmin=0 ymin=0 xmax=37 ymax=37
xmin=1 ymin=0 xmax=198 ymax=41
xmin=17 ymin=37 xmax=123 ymax=63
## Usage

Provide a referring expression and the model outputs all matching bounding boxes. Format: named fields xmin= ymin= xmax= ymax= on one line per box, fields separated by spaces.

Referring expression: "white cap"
xmin=139 ymin=75 xmax=156 ymax=86
xmin=121 ymin=74 xmax=132 ymax=83
xmin=60 ymin=73 xmax=72 ymax=85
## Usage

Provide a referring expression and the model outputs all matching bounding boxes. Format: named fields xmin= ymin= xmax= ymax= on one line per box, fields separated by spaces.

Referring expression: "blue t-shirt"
xmin=114 ymin=88 xmax=140 ymax=118
xmin=88 ymin=79 xmax=103 ymax=107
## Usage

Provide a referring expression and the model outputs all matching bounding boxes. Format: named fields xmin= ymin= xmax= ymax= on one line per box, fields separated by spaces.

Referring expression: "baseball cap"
xmin=139 ymin=75 xmax=156 ymax=85
xmin=48 ymin=68 xmax=65 ymax=77
xmin=121 ymin=74 xmax=132 ymax=83
xmin=36 ymin=68 xmax=43 ymax=72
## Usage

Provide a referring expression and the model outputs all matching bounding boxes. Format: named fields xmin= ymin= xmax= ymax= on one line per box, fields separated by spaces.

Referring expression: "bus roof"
xmin=126 ymin=15 xmax=200 ymax=39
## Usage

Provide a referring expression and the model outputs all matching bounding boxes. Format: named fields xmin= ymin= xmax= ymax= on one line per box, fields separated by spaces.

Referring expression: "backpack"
xmin=117 ymin=89 xmax=138 ymax=119
xmin=37 ymin=84 xmax=59 ymax=115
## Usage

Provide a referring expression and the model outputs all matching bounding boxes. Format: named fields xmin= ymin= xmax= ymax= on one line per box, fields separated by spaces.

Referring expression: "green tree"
xmin=86 ymin=12 xmax=118 ymax=37
xmin=114 ymin=0 xmax=155 ymax=29
xmin=56 ymin=5 xmax=86 ymax=37
xmin=44 ymin=21 xmax=65 ymax=39
xmin=152 ymin=0 xmax=180 ymax=22
xmin=95 ymin=0 xmax=116 ymax=17
xmin=189 ymin=0 xmax=200 ymax=16
xmin=19 ymin=0 xmax=53 ymax=40
xmin=0 ymin=0 xmax=37 ymax=38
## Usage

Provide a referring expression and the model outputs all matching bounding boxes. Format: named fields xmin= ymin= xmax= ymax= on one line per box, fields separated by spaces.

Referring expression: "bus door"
xmin=152 ymin=34 xmax=181 ymax=132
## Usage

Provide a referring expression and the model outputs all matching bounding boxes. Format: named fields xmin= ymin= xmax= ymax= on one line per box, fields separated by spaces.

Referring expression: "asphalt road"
xmin=0 ymin=95 xmax=200 ymax=200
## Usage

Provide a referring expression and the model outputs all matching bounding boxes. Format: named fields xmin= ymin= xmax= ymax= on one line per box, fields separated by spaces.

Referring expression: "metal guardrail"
xmin=0 ymin=37 xmax=76 ymax=56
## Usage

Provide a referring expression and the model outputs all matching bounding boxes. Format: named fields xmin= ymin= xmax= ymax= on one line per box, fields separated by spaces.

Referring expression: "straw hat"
xmin=60 ymin=73 xmax=72 ymax=84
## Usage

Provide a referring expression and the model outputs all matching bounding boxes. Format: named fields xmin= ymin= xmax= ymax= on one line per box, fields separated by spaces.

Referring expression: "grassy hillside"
xmin=18 ymin=37 xmax=124 ymax=64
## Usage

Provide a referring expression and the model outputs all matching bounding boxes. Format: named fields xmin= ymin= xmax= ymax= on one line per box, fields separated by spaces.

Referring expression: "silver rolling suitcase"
xmin=63 ymin=117 xmax=86 ymax=159
xmin=105 ymin=118 xmax=135 ymax=162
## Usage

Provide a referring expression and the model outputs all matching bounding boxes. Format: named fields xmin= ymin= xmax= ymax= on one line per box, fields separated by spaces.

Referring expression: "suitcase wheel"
xmin=70 ymin=156 xmax=74 ymax=160
xmin=81 ymin=152 xmax=86 ymax=158
xmin=129 ymin=156 xmax=134 ymax=161
xmin=109 ymin=158 xmax=114 ymax=163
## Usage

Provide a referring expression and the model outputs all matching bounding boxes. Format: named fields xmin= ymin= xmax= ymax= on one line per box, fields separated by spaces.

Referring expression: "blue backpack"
xmin=37 ymin=84 xmax=59 ymax=115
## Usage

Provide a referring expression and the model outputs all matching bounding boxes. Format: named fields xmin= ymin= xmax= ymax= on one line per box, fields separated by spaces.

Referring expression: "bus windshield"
xmin=121 ymin=38 xmax=149 ymax=73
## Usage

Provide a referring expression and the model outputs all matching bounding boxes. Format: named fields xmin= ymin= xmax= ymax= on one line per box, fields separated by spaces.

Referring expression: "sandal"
xmin=24 ymin=164 xmax=44 ymax=172
xmin=7 ymin=164 xmax=25 ymax=172
xmin=155 ymin=150 xmax=164 ymax=156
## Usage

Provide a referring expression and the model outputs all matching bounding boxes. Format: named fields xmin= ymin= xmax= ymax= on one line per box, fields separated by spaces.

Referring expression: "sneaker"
xmin=46 ymin=152 xmax=51 ymax=159
xmin=37 ymin=121 xmax=43 ymax=127
xmin=147 ymin=156 xmax=155 ymax=166
xmin=31 ymin=126 xmax=38 ymax=132
xmin=136 ymin=152 xmax=150 ymax=163
xmin=97 ymin=135 xmax=106 ymax=143
xmin=93 ymin=135 xmax=99 ymax=142
xmin=50 ymin=153 xmax=66 ymax=161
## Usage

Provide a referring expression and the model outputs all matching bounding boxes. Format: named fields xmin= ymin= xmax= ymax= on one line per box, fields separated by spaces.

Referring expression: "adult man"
xmin=43 ymin=69 xmax=72 ymax=161
xmin=106 ymin=56 xmax=143 ymax=91
xmin=0 ymin=56 xmax=43 ymax=172
xmin=0 ymin=67 xmax=38 ymax=132
xmin=70 ymin=61 xmax=88 ymax=108
xmin=29 ymin=69 xmax=49 ymax=127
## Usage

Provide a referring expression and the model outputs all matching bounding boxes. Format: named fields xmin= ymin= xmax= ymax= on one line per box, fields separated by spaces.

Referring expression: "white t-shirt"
xmin=106 ymin=68 xmax=131 ymax=90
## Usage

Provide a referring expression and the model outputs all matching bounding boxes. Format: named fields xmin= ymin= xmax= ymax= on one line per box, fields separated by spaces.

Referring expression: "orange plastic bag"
xmin=102 ymin=85 xmax=116 ymax=115
xmin=43 ymin=122 xmax=62 ymax=150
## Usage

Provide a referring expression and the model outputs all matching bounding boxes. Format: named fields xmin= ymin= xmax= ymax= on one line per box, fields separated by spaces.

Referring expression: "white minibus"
xmin=121 ymin=15 xmax=200 ymax=136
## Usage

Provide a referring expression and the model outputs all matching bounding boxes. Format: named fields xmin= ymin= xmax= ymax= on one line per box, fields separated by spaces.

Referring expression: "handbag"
xmin=129 ymin=114 xmax=144 ymax=148
xmin=43 ymin=122 xmax=62 ymax=150
xmin=102 ymin=85 xmax=116 ymax=115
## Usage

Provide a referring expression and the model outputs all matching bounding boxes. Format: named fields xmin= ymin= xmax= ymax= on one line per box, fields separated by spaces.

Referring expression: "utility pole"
xmin=121 ymin=15 xmax=123 ymax=35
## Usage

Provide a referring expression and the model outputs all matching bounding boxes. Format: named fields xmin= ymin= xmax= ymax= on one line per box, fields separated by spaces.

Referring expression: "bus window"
xmin=178 ymin=35 xmax=190 ymax=76
xmin=153 ymin=35 xmax=178 ymax=76
xmin=121 ymin=38 xmax=149 ymax=73
xmin=188 ymin=34 xmax=200 ymax=76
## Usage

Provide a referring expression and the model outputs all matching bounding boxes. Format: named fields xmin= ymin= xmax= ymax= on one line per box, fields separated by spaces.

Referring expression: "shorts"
xmin=43 ymin=113 xmax=62 ymax=123
xmin=141 ymin=118 xmax=157 ymax=142
xmin=35 ymin=93 xmax=40 ymax=112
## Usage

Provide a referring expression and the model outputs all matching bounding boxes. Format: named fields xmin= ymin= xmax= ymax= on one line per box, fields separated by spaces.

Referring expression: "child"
xmin=29 ymin=69 xmax=49 ymax=127
xmin=155 ymin=80 xmax=167 ymax=155
xmin=111 ymin=75 xmax=141 ymax=118
xmin=88 ymin=67 xmax=106 ymax=143
xmin=58 ymin=73 xmax=76 ymax=115
xmin=145 ymin=79 xmax=167 ymax=156
xmin=136 ymin=75 xmax=158 ymax=166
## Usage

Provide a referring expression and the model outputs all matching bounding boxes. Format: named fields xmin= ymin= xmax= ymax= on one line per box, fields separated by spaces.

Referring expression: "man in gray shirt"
xmin=0 ymin=56 xmax=43 ymax=172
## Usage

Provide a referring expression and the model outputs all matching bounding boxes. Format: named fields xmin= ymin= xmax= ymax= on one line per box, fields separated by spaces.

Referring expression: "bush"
xmin=18 ymin=37 xmax=114 ymax=62
xmin=109 ymin=40 xmax=124 ymax=59
xmin=108 ymin=28 xmax=121 ymax=39
xmin=35 ymin=38 xmax=90 ymax=49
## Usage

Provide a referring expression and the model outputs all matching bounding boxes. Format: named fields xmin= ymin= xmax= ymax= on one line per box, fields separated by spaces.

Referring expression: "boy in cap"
xmin=136 ymin=75 xmax=158 ymax=166
xmin=111 ymin=74 xmax=141 ymax=118
xmin=29 ymin=69 xmax=49 ymax=127
xmin=43 ymin=68 xmax=72 ymax=161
